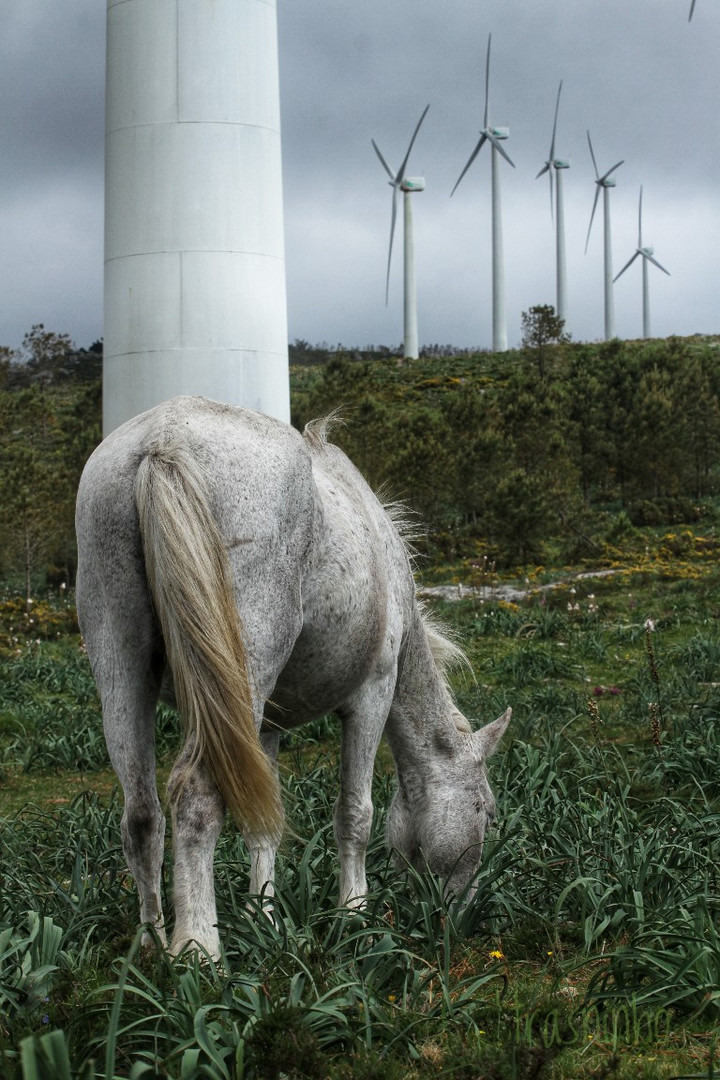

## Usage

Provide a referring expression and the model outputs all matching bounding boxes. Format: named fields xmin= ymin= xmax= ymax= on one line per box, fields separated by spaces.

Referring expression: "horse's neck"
xmin=385 ymin=610 xmax=459 ymax=786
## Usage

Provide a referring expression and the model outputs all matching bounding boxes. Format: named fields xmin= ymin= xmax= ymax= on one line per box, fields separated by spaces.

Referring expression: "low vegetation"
xmin=2 ymin=325 xmax=720 ymax=1076
xmin=2 ymin=541 xmax=720 ymax=1078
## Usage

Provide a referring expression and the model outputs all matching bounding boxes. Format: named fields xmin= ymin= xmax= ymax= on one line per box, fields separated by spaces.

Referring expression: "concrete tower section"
xmin=104 ymin=0 xmax=290 ymax=435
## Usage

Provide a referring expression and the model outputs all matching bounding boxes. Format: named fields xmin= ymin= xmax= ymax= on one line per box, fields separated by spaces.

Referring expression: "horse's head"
xmin=387 ymin=708 xmax=511 ymax=898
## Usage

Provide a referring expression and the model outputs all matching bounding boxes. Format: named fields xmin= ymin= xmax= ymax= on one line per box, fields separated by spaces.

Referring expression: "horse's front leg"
xmin=168 ymin=755 xmax=225 ymax=960
xmin=244 ymin=730 xmax=281 ymax=909
xmin=335 ymin=685 xmax=392 ymax=909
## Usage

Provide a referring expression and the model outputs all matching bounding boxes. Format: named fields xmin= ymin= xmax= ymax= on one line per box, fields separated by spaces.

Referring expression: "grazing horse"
xmin=75 ymin=396 xmax=510 ymax=959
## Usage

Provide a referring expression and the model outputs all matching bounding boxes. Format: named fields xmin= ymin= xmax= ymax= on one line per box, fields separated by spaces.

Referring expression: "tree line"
xmin=291 ymin=318 xmax=720 ymax=563
xmin=0 ymin=328 xmax=101 ymax=595
xmin=2 ymin=318 xmax=720 ymax=589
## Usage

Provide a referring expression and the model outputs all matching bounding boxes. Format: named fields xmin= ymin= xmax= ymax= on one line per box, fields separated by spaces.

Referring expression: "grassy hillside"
xmin=2 ymin=332 xmax=720 ymax=590
xmin=2 ymin=561 xmax=720 ymax=1077
xmin=291 ymin=334 xmax=720 ymax=566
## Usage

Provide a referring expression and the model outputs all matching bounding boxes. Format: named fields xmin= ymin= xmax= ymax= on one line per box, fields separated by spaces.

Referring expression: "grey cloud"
xmin=0 ymin=0 xmax=717 ymax=352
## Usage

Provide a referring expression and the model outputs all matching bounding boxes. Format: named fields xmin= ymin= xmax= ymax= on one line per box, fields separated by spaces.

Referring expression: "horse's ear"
xmin=473 ymin=708 xmax=511 ymax=759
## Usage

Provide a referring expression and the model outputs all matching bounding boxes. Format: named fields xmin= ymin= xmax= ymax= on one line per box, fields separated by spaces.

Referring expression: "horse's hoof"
xmin=141 ymin=924 xmax=167 ymax=950
xmin=245 ymin=898 xmax=280 ymax=929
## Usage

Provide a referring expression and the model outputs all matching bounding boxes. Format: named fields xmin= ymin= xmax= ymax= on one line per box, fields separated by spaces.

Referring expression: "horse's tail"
xmin=135 ymin=439 xmax=283 ymax=841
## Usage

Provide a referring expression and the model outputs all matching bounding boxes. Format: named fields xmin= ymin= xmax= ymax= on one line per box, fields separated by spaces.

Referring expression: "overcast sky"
xmin=1 ymin=0 xmax=718 ymax=354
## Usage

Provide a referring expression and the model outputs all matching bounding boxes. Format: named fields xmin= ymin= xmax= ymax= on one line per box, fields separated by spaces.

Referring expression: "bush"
xmin=627 ymin=497 xmax=703 ymax=526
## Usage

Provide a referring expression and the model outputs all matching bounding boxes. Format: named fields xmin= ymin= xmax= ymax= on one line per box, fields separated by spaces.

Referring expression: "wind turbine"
xmin=372 ymin=105 xmax=430 ymax=361
xmin=451 ymin=33 xmax=515 ymax=353
xmin=613 ymin=186 xmax=670 ymax=339
xmin=585 ymin=131 xmax=624 ymax=340
xmin=536 ymin=80 xmax=570 ymax=326
xmin=103 ymin=2 xmax=290 ymax=435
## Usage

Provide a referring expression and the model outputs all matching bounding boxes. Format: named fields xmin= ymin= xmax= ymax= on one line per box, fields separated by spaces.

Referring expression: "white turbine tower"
xmin=372 ymin=105 xmax=429 ymax=361
xmin=103 ymin=0 xmax=289 ymax=435
xmin=451 ymin=34 xmax=515 ymax=353
xmin=614 ymin=186 xmax=670 ymax=339
xmin=536 ymin=81 xmax=570 ymax=326
xmin=585 ymin=131 xmax=624 ymax=341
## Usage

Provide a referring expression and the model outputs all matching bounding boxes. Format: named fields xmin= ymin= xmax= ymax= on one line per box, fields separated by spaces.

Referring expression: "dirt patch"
xmin=417 ymin=568 xmax=619 ymax=604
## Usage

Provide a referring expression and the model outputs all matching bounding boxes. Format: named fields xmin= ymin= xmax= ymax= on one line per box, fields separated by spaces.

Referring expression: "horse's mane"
xmin=303 ymin=412 xmax=472 ymax=713
xmin=382 ymin=504 xmax=474 ymax=723
xmin=418 ymin=597 xmax=472 ymax=676
xmin=383 ymin=503 xmax=472 ymax=706
xmin=302 ymin=411 xmax=345 ymax=450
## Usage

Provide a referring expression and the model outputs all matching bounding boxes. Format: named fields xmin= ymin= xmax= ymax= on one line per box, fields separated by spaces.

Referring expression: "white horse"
xmin=75 ymin=396 xmax=510 ymax=959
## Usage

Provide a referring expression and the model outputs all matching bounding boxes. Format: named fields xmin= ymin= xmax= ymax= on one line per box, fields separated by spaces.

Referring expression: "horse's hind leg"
xmin=110 ymin=687 xmax=166 ymax=947
xmin=168 ymin=752 xmax=225 ymax=959
xmin=82 ymin=611 xmax=167 ymax=946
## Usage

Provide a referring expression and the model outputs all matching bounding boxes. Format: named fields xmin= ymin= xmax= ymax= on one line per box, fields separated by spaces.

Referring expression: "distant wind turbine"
xmin=613 ymin=186 xmax=670 ymax=339
xmin=536 ymin=80 xmax=570 ymax=326
xmin=372 ymin=104 xmax=430 ymax=360
xmin=451 ymin=33 xmax=515 ymax=353
xmin=585 ymin=131 xmax=624 ymax=340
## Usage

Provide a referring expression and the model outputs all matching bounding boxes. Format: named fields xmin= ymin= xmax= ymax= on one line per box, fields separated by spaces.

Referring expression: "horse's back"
xmin=78 ymin=396 xmax=313 ymax=545
xmin=77 ymin=396 xmax=309 ymax=517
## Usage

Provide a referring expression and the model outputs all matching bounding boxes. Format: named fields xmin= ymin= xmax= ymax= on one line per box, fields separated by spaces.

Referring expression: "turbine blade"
xmin=587 ymin=130 xmax=600 ymax=180
xmin=602 ymin=160 xmax=625 ymax=183
xmin=550 ymin=79 xmax=563 ymax=162
xmin=487 ymin=133 xmax=515 ymax=168
xmin=585 ymin=184 xmax=601 ymax=253
xmin=689 ymin=0 xmax=696 ymax=20
xmin=483 ymin=33 xmax=492 ymax=130
xmin=450 ymin=134 xmax=487 ymax=196
xmin=644 ymin=252 xmax=671 ymax=276
xmin=396 ymin=103 xmax=430 ymax=183
xmin=638 ymin=185 xmax=643 ymax=247
xmin=372 ymin=139 xmax=394 ymax=181
xmin=613 ymin=251 xmax=640 ymax=282
xmin=536 ymin=161 xmax=554 ymax=219
xmin=549 ymin=167 xmax=555 ymax=224
xmin=385 ymin=184 xmax=399 ymax=305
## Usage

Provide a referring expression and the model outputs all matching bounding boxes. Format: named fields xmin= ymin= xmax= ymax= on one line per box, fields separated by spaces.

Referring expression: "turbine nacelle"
xmin=400 ymin=176 xmax=426 ymax=193
xmin=554 ymin=159 xmax=570 ymax=170
xmin=489 ymin=125 xmax=509 ymax=140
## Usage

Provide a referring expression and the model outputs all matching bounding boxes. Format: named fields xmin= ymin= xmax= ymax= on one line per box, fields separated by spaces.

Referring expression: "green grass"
xmin=3 ymin=554 xmax=720 ymax=1078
